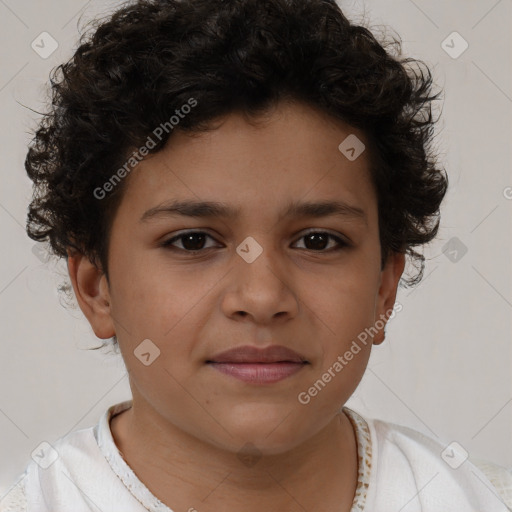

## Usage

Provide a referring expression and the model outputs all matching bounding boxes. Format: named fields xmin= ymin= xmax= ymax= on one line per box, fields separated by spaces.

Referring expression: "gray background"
xmin=1 ymin=0 xmax=511 ymax=497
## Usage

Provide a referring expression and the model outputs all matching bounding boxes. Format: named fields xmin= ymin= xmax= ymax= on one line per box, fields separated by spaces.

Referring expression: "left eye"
xmin=293 ymin=230 xmax=348 ymax=251
xmin=161 ymin=230 xmax=348 ymax=252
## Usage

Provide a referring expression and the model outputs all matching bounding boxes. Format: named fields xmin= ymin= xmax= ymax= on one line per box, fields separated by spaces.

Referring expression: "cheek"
xmin=304 ymin=267 xmax=378 ymax=389
xmin=109 ymin=269 xmax=217 ymax=396
xmin=109 ymin=254 xmax=211 ymax=340
xmin=299 ymin=336 xmax=372 ymax=416
xmin=307 ymin=269 xmax=378 ymax=343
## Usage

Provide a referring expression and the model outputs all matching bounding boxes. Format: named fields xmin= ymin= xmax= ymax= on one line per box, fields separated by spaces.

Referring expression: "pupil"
xmin=183 ymin=233 xmax=205 ymax=250
xmin=306 ymin=233 xmax=327 ymax=250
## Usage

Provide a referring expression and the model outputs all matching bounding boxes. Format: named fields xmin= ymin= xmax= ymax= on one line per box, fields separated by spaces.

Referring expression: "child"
xmin=3 ymin=0 xmax=511 ymax=510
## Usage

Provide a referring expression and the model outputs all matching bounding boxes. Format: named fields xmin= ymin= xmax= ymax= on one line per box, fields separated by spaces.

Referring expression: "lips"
xmin=206 ymin=345 xmax=309 ymax=384
xmin=207 ymin=345 xmax=308 ymax=364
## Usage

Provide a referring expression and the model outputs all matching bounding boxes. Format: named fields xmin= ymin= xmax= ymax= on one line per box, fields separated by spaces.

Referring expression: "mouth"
xmin=206 ymin=345 xmax=310 ymax=384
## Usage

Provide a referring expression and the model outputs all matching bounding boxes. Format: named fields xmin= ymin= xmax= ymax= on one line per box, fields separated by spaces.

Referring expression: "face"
xmin=70 ymin=99 xmax=404 ymax=455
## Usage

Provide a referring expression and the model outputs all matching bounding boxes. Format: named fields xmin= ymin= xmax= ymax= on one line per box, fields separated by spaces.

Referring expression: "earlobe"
xmin=372 ymin=251 xmax=406 ymax=346
xmin=66 ymin=250 xmax=115 ymax=339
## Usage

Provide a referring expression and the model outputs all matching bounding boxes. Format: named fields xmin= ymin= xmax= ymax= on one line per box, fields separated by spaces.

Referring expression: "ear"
xmin=66 ymin=250 xmax=115 ymax=339
xmin=372 ymin=251 xmax=405 ymax=346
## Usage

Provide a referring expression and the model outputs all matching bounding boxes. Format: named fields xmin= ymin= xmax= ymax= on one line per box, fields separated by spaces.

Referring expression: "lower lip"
xmin=208 ymin=362 xmax=306 ymax=384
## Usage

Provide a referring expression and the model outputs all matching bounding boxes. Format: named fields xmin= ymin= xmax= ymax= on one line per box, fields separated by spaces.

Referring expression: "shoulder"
xmin=2 ymin=401 xmax=134 ymax=512
xmin=0 ymin=427 xmax=97 ymax=512
xmin=354 ymin=411 xmax=512 ymax=510
xmin=9 ymin=427 xmax=99 ymax=512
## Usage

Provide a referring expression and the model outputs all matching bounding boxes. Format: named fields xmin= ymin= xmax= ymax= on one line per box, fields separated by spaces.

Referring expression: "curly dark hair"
xmin=25 ymin=0 xmax=448 ymax=310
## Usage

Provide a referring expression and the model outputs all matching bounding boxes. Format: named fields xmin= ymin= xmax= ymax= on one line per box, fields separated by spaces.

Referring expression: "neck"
xmin=110 ymin=399 xmax=359 ymax=512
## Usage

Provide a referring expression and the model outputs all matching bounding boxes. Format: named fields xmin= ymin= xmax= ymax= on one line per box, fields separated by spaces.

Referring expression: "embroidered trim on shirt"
xmin=95 ymin=400 xmax=173 ymax=512
xmin=343 ymin=406 xmax=373 ymax=511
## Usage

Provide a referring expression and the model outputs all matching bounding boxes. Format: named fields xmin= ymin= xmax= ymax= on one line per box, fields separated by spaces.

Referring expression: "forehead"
xmin=116 ymin=100 xmax=377 ymax=225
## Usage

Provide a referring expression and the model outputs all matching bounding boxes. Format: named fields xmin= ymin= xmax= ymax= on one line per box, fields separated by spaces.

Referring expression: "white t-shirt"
xmin=1 ymin=400 xmax=511 ymax=511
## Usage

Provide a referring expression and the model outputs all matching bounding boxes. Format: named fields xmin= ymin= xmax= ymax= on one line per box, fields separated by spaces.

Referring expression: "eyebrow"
xmin=140 ymin=199 xmax=367 ymax=225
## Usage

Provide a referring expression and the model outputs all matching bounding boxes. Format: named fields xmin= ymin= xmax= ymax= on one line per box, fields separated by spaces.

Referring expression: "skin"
xmin=67 ymin=99 xmax=405 ymax=512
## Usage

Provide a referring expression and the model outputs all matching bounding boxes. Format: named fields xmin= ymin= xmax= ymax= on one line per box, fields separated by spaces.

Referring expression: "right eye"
xmin=161 ymin=230 xmax=221 ymax=253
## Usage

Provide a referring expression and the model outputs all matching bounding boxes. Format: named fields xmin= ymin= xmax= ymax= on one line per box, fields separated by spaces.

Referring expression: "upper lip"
xmin=207 ymin=345 xmax=308 ymax=364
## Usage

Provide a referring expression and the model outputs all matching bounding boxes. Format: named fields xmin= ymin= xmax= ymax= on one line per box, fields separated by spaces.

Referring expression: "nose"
xmin=221 ymin=241 xmax=300 ymax=325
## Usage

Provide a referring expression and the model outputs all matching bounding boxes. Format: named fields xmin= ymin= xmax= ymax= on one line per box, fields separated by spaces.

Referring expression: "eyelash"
xmin=161 ymin=229 xmax=349 ymax=254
